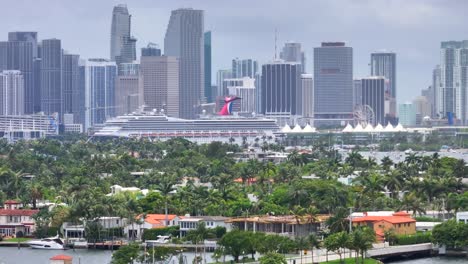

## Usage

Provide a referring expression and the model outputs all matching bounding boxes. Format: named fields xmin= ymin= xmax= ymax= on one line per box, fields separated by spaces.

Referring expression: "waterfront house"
xmin=0 ymin=200 xmax=39 ymax=237
xmin=352 ymin=211 xmax=416 ymax=241
xmin=226 ymin=215 xmax=329 ymax=238
xmin=179 ymin=215 xmax=231 ymax=237
xmin=124 ymin=214 xmax=180 ymax=240
xmin=62 ymin=217 xmax=127 ymax=240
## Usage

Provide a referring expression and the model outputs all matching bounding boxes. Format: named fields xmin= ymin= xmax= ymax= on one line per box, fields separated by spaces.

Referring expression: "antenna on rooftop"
xmin=274 ymin=28 xmax=278 ymax=60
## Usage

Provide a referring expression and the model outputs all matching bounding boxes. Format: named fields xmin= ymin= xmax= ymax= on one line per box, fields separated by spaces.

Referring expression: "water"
xmin=0 ymin=248 xmax=112 ymax=264
xmin=0 ymin=247 xmax=221 ymax=264
xmin=387 ymin=256 xmax=468 ymax=263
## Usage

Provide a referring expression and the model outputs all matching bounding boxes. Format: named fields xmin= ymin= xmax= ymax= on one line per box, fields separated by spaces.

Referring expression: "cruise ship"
xmin=93 ymin=113 xmax=280 ymax=143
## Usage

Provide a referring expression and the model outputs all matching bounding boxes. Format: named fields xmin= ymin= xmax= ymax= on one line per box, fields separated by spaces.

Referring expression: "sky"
xmin=1 ymin=0 xmax=467 ymax=103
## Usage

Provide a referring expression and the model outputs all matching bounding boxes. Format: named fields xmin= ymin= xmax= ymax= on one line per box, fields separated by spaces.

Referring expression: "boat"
xmin=27 ymin=235 xmax=65 ymax=249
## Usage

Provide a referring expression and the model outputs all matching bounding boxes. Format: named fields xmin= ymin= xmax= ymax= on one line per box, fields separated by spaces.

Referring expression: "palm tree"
xmin=380 ymin=156 xmax=394 ymax=171
xmin=308 ymin=234 xmax=321 ymax=264
xmin=155 ymin=175 xmax=177 ymax=226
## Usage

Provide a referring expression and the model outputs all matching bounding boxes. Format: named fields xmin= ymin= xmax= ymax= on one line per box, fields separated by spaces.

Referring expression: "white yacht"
xmin=27 ymin=235 xmax=65 ymax=249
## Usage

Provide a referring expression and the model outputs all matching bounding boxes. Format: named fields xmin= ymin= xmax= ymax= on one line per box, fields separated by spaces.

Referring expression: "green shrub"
xmin=141 ymin=226 xmax=179 ymax=241
xmin=395 ymin=232 xmax=432 ymax=245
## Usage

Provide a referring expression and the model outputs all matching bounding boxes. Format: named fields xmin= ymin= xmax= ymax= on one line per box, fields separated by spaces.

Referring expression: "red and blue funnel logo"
xmin=219 ymin=96 xmax=241 ymax=115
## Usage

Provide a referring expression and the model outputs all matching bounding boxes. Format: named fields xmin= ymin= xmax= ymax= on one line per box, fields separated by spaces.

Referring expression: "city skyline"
xmin=1 ymin=1 xmax=467 ymax=103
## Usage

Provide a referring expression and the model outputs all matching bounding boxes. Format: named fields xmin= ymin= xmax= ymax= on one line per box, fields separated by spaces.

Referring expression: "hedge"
xmin=395 ymin=232 xmax=432 ymax=245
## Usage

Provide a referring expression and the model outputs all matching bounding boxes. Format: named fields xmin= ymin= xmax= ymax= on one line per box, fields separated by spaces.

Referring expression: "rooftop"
xmin=227 ymin=215 xmax=329 ymax=225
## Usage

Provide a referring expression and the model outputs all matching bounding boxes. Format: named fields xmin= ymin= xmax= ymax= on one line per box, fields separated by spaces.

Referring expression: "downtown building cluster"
xmin=1 ymin=3 xmax=463 ymax=142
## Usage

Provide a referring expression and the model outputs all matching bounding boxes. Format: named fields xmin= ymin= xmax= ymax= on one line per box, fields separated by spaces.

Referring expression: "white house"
xmin=124 ymin=214 xmax=180 ymax=240
xmin=179 ymin=216 xmax=231 ymax=237
xmin=456 ymin=211 xmax=468 ymax=224
xmin=107 ymin=185 xmax=157 ymax=197
xmin=62 ymin=217 xmax=127 ymax=240
xmin=0 ymin=200 xmax=39 ymax=237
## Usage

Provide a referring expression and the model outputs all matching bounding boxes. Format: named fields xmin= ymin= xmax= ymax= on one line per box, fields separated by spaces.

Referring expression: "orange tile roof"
xmin=143 ymin=214 xmax=178 ymax=225
xmin=4 ymin=200 xmax=20 ymax=204
xmin=0 ymin=209 xmax=39 ymax=216
xmin=50 ymin=255 xmax=73 ymax=260
xmin=353 ymin=216 xmax=416 ymax=224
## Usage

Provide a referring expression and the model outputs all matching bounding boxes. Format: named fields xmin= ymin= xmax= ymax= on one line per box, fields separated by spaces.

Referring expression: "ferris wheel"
xmin=353 ymin=104 xmax=375 ymax=127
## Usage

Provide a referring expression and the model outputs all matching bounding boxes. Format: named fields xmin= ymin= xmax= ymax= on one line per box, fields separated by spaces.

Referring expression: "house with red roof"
xmin=0 ymin=200 xmax=39 ymax=237
xmin=124 ymin=214 xmax=180 ymax=240
xmin=352 ymin=211 xmax=416 ymax=241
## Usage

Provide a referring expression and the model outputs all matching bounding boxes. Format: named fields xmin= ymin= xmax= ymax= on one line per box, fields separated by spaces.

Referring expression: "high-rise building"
xmin=0 ymin=70 xmax=24 ymax=115
xmin=8 ymin=32 xmax=38 ymax=58
xmin=399 ymin=102 xmax=416 ymax=126
xmin=437 ymin=41 xmax=468 ymax=124
xmin=216 ymin=69 xmax=232 ymax=98
xmin=371 ymin=52 xmax=396 ymax=98
xmin=314 ymin=42 xmax=353 ymax=125
xmin=141 ymin=43 xmax=161 ymax=57
xmin=116 ymin=36 xmax=137 ymax=66
xmin=118 ymin=62 xmax=140 ymax=76
xmin=115 ymin=75 xmax=141 ymax=116
xmin=33 ymin=58 xmax=41 ymax=113
xmin=40 ymin=39 xmax=62 ymax=118
xmin=432 ymin=65 xmax=441 ymax=118
xmin=204 ymin=31 xmax=212 ymax=103
xmin=353 ymin=79 xmax=362 ymax=108
xmin=413 ymin=96 xmax=431 ymax=125
xmin=110 ymin=4 xmax=132 ymax=62
xmin=261 ymin=61 xmax=302 ymax=116
xmin=82 ymin=59 xmax=117 ymax=130
xmin=360 ymin=77 xmax=386 ymax=126
xmin=164 ymin=8 xmax=204 ymax=119
xmin=301 ymin=74 xmax=314 ymax=119
xmin=62 ymin=54 xmax=81 ymax=123
xmin=140 ymin=56 xmax=179 ymax=117
xmin=280 ymin=42 xmax=306 ymax=73
xmin=225 ymin=77 xmax=255 ymax=114
xmin=0 ymin=40 xmax=34 ymax=114
xmin=232 ymin=58 xmax=258 ymax=78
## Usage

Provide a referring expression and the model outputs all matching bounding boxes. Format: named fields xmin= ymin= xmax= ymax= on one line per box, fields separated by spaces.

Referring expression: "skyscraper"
xmin=83 ymin=59 xmax=117 ymax=130
xmin=0 ymin=39 xmax=34 ymax=114
xmin=110 ymin=4 xmax=135 ymax=66
xmin=164 ymin=8 xmax=204 ymax=119
xmin=437 ymin=41 xmax=468 ymax=124
xmin=62 ymin=54 xmax=81 ymax=123
xmin=301 ymin=74 xmax=314 ymax=119
xmin=140 ymin=55 xmax=179 ymax=117
xmin=432 ymin=65 xmax=441 ymax=118
xmin=280 ymin=42 xmax=306 ymax=73
xmin=216 ymin=69 xmax=232 ymax=98
xmin=0 ymin=70 xmax=24 ymax=115
xmin=204 ymin=31 xmax=212 ymax=103
xmin=232 ymin=58 xmax=258 ymax=78
xmin=225 ymin=77 xmax=256 ymax=114
xmin=8 ymin=32 xmax=38 ymax=58
xmin=141 ymin=43 xmax=161 ymax=57
xmin=40 ymin=39 xmax=62 ymax=118
xmin=399 ymin=102 xmax=416 ymax=126
xmin=371 ymin=52 xmax=396 ymax=98
xmin=261 ymin=61 xmax=302 ymax=116
xmin=115 ymin=75 xmax=141 ymax=116
xmin=360 ymin=77 xmax=386 ymax=126
xmin=314 ymin=42 xmax=353 ymax=125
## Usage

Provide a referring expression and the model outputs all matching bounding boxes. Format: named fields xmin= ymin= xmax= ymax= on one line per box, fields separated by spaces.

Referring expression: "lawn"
xmin=320 ymin=258 xmax=380 ymax=264
xmin=3 ymin=237 xmax=31 ymax=243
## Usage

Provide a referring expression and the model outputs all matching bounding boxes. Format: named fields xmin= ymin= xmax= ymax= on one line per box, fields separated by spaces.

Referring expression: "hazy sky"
xmin=2 ymin=0 xmax=467 ymax=103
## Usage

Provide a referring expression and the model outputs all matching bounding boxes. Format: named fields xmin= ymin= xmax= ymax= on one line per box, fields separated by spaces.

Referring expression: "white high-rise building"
xmin=437 ymin=41 xmax=468 ymax=124
xmin=0 ymin=70 xmax=24 ymax=116
xmin=225 ymin=77 xmax=256 ymax=114
xmin=82 ymin=59 xmax=117 ymax=130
